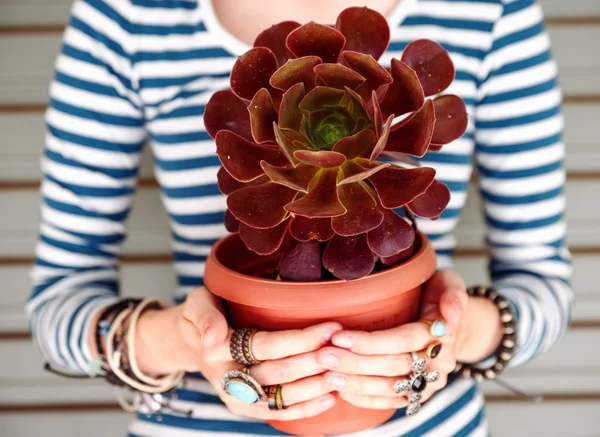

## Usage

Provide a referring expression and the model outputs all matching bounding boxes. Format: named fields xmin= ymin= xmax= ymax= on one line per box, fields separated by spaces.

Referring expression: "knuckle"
xmin=273 ymin=360 xmax=292 ymax=383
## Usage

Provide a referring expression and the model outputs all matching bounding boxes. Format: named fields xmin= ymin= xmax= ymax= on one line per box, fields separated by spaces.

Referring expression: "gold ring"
xmin=425 ymin=341 xmax=443 ymax=359
xmin=230 ymin=328 xmax=262 ymax=366
xmin=264 ymin=384 xmax=284 ymax=410
xmin=419 ymin=319 xmax=447 ymax=338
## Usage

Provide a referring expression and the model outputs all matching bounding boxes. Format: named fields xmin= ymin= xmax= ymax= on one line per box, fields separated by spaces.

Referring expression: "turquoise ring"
xmin=420 ymin=319 xmax=447 ymax=338
xmin=221 ymin=368 xmax=266 ymax=404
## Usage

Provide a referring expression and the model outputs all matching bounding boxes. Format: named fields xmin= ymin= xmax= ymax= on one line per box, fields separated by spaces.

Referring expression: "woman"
xmin=28 ymin=0 xmax=572 ymax=435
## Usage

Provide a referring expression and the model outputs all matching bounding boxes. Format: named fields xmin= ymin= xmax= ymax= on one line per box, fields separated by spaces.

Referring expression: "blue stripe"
xmin=476 ymin=106 xmax=561 ymax=129
xmin=140 ymin=71 xmax=230 ymax=88
xmin=162 ymin=184 xmax=222 ymax=199
xmin=45 ymin=173 xmax=135 ymax=197
xmin=486 ymin=212 xmax=563 ymax=230
xmin=403 ymin=16 xmax=494 ymax=32
xmin=131 ymin=0 xmax=197 ymax=9
xmin=454 ymin=408 xmax=485 ymax=436
xmin=388 ymin=40 xmax=487 ymax=60
xmin=480 ymin=186 xmax=562 ymax=205
xmin=155 ymin=156 xmax=220 ymax=171
xmin=476 ymin=133 xmax=560 ymax=153
xmin=492 ymin=22 xmax=544 ymax=52
xmin=136 ymin=47 xmax=233 ymax=62
xmin=171 ymin=211 xmax=226 ymax=225
xmin=478 ymin=161 xmax=563 ymax=179
xmin=480 ymin=80 xmax=557 ymax=105
xmin=50 ymin=98 xmax=143 ymax=127
xmin=48 ymin=124 xmax=143 ymax=153
xmin=69 ymin=16 xmax=131 ymax=64
xmin=45 ymin=149 xmax=140 ymax=180
xmin=54 ymin=71 xmax=123 ymax=100
xmin=151 ymin=131 xmax=213 ymax=145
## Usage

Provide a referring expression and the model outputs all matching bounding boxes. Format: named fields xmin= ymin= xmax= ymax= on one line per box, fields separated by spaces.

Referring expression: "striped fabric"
xmin=27 ymin=0 xmax=573 ymax=435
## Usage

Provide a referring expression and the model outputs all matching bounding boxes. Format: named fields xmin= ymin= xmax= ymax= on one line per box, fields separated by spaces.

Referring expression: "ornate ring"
xmin=230 ymin=328 xmax=262 ymax=366
xmin=419 ymin=319 xmax=447 ymax=338
xmin=221 ymin=368 xmax=266 ymax=404
xmin=393 ymin=352 xmax=440 ymax=416
xmin=264 ymin=384 xmax=285 ymax=411
xmin=425 ymin=341 xmax=443 ymax=359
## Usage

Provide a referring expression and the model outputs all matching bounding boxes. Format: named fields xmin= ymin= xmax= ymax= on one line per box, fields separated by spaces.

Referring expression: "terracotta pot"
xmin=204 ymin=231 xmax=436 ymax=436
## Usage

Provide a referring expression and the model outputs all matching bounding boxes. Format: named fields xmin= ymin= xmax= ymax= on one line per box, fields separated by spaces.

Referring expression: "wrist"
xmin=135 ymin=305 xmax=190 ymax=374
xmin=455 ymin=295 xmax=504 ymax=363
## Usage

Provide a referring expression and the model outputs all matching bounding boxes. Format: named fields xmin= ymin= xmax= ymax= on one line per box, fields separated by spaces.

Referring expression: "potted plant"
xmin=203 ymin=6 xmax=467 ymax=436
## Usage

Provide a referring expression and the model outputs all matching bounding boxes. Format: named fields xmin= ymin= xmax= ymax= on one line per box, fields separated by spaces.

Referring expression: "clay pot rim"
xmin=206 ymin=231 xmax=436 ymax=310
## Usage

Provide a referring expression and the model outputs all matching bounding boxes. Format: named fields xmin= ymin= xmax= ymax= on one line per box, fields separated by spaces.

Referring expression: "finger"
xmin=251 ymin=352 xmax=324 ymax=385
xmin=211 ymin=321 xmax=342 ymax=363
xmin=280 ymin=374 xmax=334 ymax=405
xmin=232 ymin=393 xmax=336 ymax=421
xmin=331 ymin=322 xmax=435 ymax=356
xmin=182 ymin=287 xmax=229 ymax=349
xmin=316 ymin=347 xmax=412 ymax=376
xmin=421 ymin=270 xmax=467 ymax=326
xmin=418 ymin=373 xmax=448 ymax=404
xmin=324 ymin=371 xmax=398 ymax=396
xmin=338 ymin=392 xmax=408 ymax=410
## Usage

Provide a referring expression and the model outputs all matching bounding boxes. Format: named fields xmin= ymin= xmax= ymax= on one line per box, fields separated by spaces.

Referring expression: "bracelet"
xmin=454 ymin=286 xmax=517 ymax=382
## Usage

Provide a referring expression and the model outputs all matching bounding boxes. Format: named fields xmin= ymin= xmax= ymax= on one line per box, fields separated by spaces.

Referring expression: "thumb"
xmin=421 ymin=270 xmax=467 ymax=326
xmin=184 ymin=287 xmax=229 ymax=349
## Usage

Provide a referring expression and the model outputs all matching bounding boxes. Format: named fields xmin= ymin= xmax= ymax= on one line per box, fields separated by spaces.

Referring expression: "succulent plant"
xmin=204 ymin=7 xmax=467 ymax=281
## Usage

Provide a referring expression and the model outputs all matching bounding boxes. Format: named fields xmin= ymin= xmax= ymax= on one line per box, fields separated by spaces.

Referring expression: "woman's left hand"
xmin=316 ymin=270 xmax=469 ymax=409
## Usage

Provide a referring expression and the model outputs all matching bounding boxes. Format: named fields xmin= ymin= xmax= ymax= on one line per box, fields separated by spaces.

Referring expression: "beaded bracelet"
xmin=454 ymin=286 xmax=517 ymax=382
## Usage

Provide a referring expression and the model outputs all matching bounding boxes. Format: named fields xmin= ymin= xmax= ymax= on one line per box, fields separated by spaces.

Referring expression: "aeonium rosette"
xmin=204 ymin=7 xmax=468 ymax=281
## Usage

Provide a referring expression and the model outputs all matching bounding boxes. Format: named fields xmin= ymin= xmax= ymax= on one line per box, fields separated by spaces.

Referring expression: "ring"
xmin=393 ymin=352 xmax=440 ymax=416
xmin=221 ymin=368 xmax=267 ymax=404
xmin=264 ymin=384 xmax=285 ymax=411
xmin=419 ymin=319 xmax=447 ymax=338
xmin=230 ymin=328 xmax=262 ymax=366
xmin=425 ymin=342 xmax=443 ymax=359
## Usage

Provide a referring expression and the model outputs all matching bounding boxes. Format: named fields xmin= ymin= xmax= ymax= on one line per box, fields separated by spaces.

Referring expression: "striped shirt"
xmin=27 ymin=0 xmax=573 ymax=435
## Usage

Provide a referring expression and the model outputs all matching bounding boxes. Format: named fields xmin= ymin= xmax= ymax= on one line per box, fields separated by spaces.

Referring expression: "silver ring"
xmin=221 ymin=368 xmax=267 ymax=404
xmin=393 ymin=352 xmax=440 ymax=415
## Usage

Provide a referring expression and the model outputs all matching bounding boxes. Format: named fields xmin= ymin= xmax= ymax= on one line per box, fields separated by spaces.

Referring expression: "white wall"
xmin=1 ymin=0 xmax=599 ymax=436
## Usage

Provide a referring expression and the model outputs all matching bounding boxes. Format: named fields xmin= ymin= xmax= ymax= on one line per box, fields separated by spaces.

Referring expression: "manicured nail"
xmin=331 ymin=375 xmax=346 ymax=388
xmin=319 ymin=397 xmax=335 ymax=410
xmin=333 ymin=335 xmax=353 ymax=348
xmin=321 ymin=354 xmax=339 ymax=368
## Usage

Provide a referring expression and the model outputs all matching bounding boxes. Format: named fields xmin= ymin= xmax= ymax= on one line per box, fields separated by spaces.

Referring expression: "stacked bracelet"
xmin=454 ymin=286 xmax=517 ymax=382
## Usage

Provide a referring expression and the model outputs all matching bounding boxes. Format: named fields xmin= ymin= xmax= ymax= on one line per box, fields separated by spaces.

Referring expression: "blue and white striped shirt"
xmin=27 ymin=0 xmax=573 ymax=435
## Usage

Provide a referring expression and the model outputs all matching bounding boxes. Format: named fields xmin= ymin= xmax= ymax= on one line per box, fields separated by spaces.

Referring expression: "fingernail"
xmin=333 ymin=335 xmax=353 ymax=348
xmin=323 ymin=327 xmax=342 ymax=342
xmin=331 ymin=375 xmax=346 ymax=388
xmin=321 ymin=354 xmax=339 ymax=368
xmin=319 ymin=397 xmax=335 ymax=410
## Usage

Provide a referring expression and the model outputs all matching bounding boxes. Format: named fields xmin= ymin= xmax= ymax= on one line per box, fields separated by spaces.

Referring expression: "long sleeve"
xmin=26 ymin=0 xmax=146 ymax=374
xmin=473 ymin=0 xmax=573 ymax=367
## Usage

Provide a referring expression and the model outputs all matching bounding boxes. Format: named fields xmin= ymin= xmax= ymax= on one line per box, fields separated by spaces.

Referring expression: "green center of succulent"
xmin=318 ymin=123 xmax=349 ymax=146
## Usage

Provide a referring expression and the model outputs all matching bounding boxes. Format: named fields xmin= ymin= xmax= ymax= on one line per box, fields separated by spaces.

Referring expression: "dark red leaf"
xmin=386 ymin=99 xmax=435 ymax=158
xmin=204 ymin=90 xmax=253 ymax=141
xmin=331 ymin=182 xmax=383 ymax=236
xmin=279 ymin=82 xmax=306 ymax=130
xmin=248 ymin=88 xmax=278 ymax=143
xmin=239 ymin=218 xmax=290 ymax=255
xmin=430 ymin=94 xmax=468 ymax=145
xmin=285 ymin=168 xmax=346 ymax=218
xmin=279 ymin=239 xmax=323 ymax=281
xmin=254 ymin=21 xmax=302 ymax=67
xmin=216 ymin=130 xmax=288 ymax=182
xmin=294 ymin=150 xmax=346 ymax=168
xmin=371 ymin=90 xmax=383 ymax=137
xmin=314 ymin=63 xmax=366 ymax=90
xmin=380 ymin=245 xmax=414 ymax=266
xmin=299 ymin=86 xmax=345 ymax=112
xmin=401 ymin=39 xmax=455 ymax=97
xmin=367 ymin=209 xmax=415 ymax=257
xmin=290 ymin=216 xmax=335 ymax=242
xmin=217 ymin=166 xmax=246 ymax=195
xmin=338 ymin=158 xmax=389 ymax=185
xmin=332 ymin=129 xmax=375 ymax=159
xmin=231 ymin=47 xmax=279 ymax=100
xmin=379 ymin=58 xmax=425 ymax=119
xmin=341 ymin=86 xmax=372 ymax=121
xmin=341 ymin=50 xmax=392 ymax=102
xmin=286 ymin=21 xmax=346 ymax=64
xmin=370 ymin=114 xmax=394 ymax=161
xmin=406 ymin=180 xmax=451 ymax=219
xmin=368 ymin=166 xmax=436 ymax=209
xmin=270 ymin=56 xmax=322 ymax=92
xmin=227 ymin=182 xmax=297 ymax=229
xmin=273 ymin=123 xmax=310 ymax=166
xmin=260 ymin=161 xmax=319 ymax=193
xmin=224 ymin=209 xmax=240 ymax=232
xmin=335 ymin=7 xmax=390 ymax=61
xmin=323 ymin=233 xmax=375 ymax=280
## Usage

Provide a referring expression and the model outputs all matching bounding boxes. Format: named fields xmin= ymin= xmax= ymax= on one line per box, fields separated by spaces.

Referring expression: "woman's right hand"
xmin=133 ymin=286 xmax=341 ymax=421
